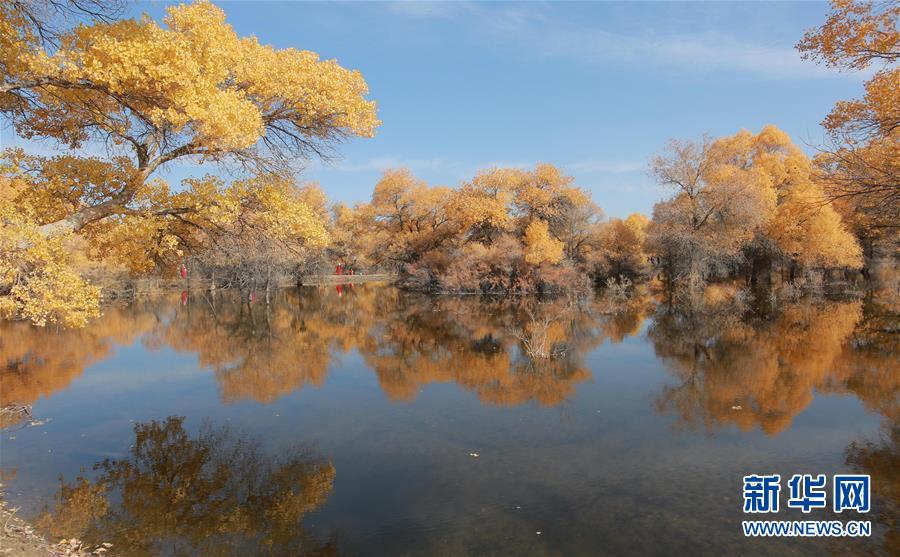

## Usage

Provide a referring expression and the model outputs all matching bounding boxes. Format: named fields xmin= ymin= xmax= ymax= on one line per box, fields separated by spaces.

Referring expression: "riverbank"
xmin=1 ymin=497 xmax=48 ymax=557
xmin=0 ymin=493 xmax=108 ymax=557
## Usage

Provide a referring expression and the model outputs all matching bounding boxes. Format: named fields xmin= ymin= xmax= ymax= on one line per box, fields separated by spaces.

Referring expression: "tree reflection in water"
xmin=2 ymin=285 xmax=895 ymax=426
xmin=2 ymin=286 xmax=652 ymax=408
xmin=838 ymin=290 xmax=898 ymax=557
xmin=36 ymin=416 xmax=337 ymax=557
xmin=649 ymin=298 xmax=864 ymax=434
xmin=649 ymin=289 xmax=898 ymax=557
xmin=358 ymin=293 xmax=651 ymax=406
xmin=1 ymin=302 xmax=162 ymax=428
xmin=846 ymin=422 xmax=899 ymax=557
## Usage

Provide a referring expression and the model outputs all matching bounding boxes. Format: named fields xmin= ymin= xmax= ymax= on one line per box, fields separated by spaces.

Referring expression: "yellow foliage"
xmin=523 ymin=220 xmax=564 ymax=265
xmin=0 ymin=178 xmax=100 ymax=327
xmin=765 ymin=179 xmax=863 ymax=268
xmin=797 ymin=0 xmax=898 ymax=71
xmin=649 ymin=125 xmax=863 ymax=276
xmin=0 ymin=0 xmax=375 ymax=328
xmin=450 ymin=168 xmax=517 ymax=232
xmin=513 ymin=163 xmax=590 ymax=225
xmin=593 ymin=213 xmax=649 ymax=277
xmin=798 ymin=1 xmax=899 ymax=230
xmin=357 ymin=168 xmax=457 ymax=264
xmin=4 ymin=0 xmax=378 ymax=151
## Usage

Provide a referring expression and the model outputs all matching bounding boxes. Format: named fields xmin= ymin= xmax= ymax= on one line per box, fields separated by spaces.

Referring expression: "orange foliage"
xmin=798 ymin=0 xmax=899 ymax=235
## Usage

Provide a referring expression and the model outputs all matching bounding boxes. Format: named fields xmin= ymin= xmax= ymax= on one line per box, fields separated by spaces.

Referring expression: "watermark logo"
xmin=742 ymin=473 xmax=871 ymax=537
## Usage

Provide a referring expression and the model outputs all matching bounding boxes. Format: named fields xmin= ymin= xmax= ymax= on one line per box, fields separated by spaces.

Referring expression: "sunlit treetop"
xmin=1 ymin=0 xmax=379 ymax=171
xmin=797 ymin=0 xmax=899 ymax=70
xmin=648 ymin=125 xmax=862 ymax=269
xmin=1 ymin=0 xmax=379 ymax=327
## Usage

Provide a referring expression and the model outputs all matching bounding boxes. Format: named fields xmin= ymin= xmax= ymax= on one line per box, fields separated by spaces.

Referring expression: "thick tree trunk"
xmin=35 ymin=168 xmax=152 ymax=238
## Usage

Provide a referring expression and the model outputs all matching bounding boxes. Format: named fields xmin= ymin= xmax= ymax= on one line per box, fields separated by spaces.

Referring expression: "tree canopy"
xmin=647 ymin=125 xmax=862 ymax=288
xmin=797 ymin=0 xmax=899 ymax=243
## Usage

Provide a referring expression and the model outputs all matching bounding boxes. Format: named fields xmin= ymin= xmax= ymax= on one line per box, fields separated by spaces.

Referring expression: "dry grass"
xmin=508 ymin=304 xmax=573 ymax=359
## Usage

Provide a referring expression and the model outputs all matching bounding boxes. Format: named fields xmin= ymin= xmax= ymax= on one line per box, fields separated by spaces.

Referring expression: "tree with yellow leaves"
xmin=592 ymin=213 xmax=649 ymax=280
xmin=0 ymin=168 xmax=100 ymax=327
xmin=511 ymin=164 xmax=593 ymax=240
xmin=648 ymin=126 xmax=862 ymax=289
xmin=2 ymin=0 xmax=377 ymax=235
xmin=449 ymin=167 xmax=518 ymax=243
xmin=647 ymin=131 xmax=776 ymax=287
xmin=1 ymin=0 xmax=378 ymax=325
xmin=357 ymin=163 xmax=601 ymax=293
xmin=360 ymin=168 xmax=457 ymax=265
xmin=738 ymin=125 xmax=862 ymax=280
xmin=190 ymin=176 xmax=331 ymax=293
xmin=797 ymin=0 xmax=899 ymax=256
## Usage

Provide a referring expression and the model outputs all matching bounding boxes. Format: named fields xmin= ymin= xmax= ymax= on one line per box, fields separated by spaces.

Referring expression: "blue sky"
xmin=4 ymin=1 xmax=866 ymax=218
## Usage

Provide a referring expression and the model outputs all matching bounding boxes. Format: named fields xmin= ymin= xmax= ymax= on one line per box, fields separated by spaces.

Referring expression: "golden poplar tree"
xmin=1 ymin=0 xmax=378 ymax=325
xmin=797 ymin=0 xmax=899 ymax=244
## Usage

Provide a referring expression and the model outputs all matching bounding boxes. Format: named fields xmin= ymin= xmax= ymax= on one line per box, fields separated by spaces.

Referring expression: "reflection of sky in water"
xmin=1 ymin=286 xmax=895 ymax=556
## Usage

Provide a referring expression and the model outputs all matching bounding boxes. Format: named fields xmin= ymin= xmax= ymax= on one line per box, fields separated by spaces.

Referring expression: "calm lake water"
xmin=1 ymin=285 xmax=896 ymax=556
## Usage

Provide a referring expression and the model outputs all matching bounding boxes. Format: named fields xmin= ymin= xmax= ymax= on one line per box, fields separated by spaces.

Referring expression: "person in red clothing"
xmin=180 ymin=263 xmax=187 ymax=279
xmin=335 ymin=263 xmax=342 ymax=275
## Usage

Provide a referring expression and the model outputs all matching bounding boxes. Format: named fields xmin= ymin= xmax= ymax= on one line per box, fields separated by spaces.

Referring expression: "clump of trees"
xmin=332 ymin=164 xmax=647 ymax=295
xmin=339 ymin=124 xmax=868 ymax=299
xmin=646 ymin=125 xmax=863 ymax=294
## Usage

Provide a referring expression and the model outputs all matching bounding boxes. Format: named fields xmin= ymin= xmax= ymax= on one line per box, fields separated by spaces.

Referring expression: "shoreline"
xmin=0 ymin=492 xmax=106 ymax=557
